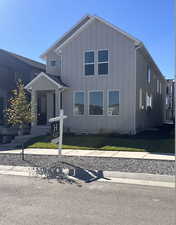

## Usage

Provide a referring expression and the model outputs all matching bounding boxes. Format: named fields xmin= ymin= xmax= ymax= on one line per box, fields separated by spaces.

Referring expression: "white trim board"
xmin=40 ymin=14 xmax=141 ymax=59
xmin=25 ymin=72 xmax=64 ymax=90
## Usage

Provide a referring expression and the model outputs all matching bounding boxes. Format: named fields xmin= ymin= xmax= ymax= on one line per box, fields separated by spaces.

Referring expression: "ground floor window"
xmin=89 ymin=91 xmax=103 ymax=115
xmin=107 ymin=90 xmax=119 ymax=115
xmin=74 ymin=92 xmax=84 ymax=115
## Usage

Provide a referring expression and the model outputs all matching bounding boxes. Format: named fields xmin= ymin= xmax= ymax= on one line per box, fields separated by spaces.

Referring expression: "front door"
xmin=37 ymin=93 xmax=47 ymax=125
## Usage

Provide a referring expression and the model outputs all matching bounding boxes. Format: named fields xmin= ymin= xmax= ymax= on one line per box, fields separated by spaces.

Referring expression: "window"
xmin=89 ymin=91 xmax=103 ymax=115
xmin=139 ymin=88 xmax=143 ymax=110
xmin=108 ymin=90 xmax=119 ymax=115
xmin=84 ymin=51 xmax=95 ymax=75
xmin=98 ymin=50 xmax=108 ymax=75
xmin=74 ymin=92 xmax=84 ymax=115
xmin=50 ymin=60 xmax=56 ymax=66
xmin=166 ymin=86 xmax=169 ymax=94
xmin=147 ymin=65 xmax=151 ymax=84
xmin=146 ymin=92 xmax=152 ymax=108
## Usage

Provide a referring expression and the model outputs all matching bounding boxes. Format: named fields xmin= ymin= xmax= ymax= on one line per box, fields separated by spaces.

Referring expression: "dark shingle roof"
xmin=45 ymin=73 xmax=68 ymax=87
xmin=0 ymin=49 xmax=45 ymax=70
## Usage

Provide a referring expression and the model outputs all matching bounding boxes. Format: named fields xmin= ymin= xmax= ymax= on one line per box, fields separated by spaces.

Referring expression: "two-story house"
xmin=25 ymin=15 xmax=166 ymax=135
xmin=0 ymin=49 xmax=45 ymax=134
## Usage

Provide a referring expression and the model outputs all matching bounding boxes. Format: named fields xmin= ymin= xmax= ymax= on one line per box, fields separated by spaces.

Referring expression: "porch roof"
xmin=25 ymin=72 xmax=68 ymax=90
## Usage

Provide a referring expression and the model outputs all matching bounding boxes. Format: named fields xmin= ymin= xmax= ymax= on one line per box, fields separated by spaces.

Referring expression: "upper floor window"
xmin=147 ymin=65 xmax=151 ymax=84
xmin=89 ymin=91 xmax=103 ymax=115
xmin=74 ymin=92 xmax=84 ymax=115
xmin=98 ymin=50 xmax=108 ymax=75
xmin=108 ymin=90 xmax=119 ymax=115
xmin=50 ymin=60 xmax=56 ymax=67
xmin=84 ymin=51 xmax=95 ymax=76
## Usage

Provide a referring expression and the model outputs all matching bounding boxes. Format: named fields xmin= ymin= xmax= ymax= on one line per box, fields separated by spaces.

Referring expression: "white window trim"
xmin=83 ymin=50 xmax=95 ymax=76
xmin=88 ymin=90 xmax=104 ymax=116
xmin=107 ymin=89 xmax=120 ymax=116
xmin=97 ymin=49 xmax=109 ymax=76
xmin=73 ymin=91 xmax=85 ymax=116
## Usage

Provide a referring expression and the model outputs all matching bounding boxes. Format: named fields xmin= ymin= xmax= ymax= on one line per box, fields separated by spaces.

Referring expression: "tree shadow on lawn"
xmin=23 ymin=158 xmax=109 ymax=186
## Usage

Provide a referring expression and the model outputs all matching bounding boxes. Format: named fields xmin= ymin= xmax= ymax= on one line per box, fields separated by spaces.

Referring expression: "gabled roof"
xmin=40 ymin=14 xmax=141 ymax=59
xmin=0 ymin=49 xmax=45 ymax=70
xmin=25 ymin=72 xmax=68 ymax=90
xmin=45 ymin=73 xmax=68 ymax=87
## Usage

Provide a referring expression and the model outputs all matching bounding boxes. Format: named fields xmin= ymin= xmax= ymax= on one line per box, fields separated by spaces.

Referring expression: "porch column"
xmin=55 ymin=89 xmax=60 ymax=116
xmin=31 ymin=90 xmax=37 ymax=126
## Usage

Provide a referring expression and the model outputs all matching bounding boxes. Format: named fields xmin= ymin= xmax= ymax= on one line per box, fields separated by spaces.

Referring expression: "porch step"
xmin=31 ymin=126 xmax=50 ymax=136
xmin=0 ymin=134 xmax=40 ymax=150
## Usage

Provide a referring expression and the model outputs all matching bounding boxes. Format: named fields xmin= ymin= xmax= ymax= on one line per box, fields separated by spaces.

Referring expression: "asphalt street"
xmin=0 ymin=175 xmax=174 ymax=225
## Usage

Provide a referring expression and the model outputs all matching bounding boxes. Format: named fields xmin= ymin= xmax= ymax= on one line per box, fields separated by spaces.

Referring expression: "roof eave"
xmin=40 ymin=14 xmax=92 ymax=60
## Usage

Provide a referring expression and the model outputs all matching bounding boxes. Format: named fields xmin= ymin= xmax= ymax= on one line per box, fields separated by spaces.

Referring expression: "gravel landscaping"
xmin=0 ymin=153 xmax=174 ymax=176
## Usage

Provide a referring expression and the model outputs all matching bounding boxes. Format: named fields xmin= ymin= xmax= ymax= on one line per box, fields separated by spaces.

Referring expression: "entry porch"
xmin=25 ymin=72 xmax=68 ymax=135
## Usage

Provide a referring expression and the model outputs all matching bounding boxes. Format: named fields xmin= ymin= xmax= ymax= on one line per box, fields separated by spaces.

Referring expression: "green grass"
xmin=26 ymin=125 xmax=174 ymax=153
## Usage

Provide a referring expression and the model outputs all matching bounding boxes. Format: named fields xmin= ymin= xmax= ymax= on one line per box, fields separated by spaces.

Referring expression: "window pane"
xmin=89 ymin=92 xmax=103 ymax=115
xmin=50 ymin=60 xmax=56 ymax=66
xmin=85 ymin=64 xmax=94 ymax=75
xmin=108 ymin=91 xmax=119 ymax=115
xmin=98 ymin=50 xmax=108 ymax=62
xmin=74 ymin=92 xmax=84 ymax=115
xmin=85 ymin=51 xmax=94 ymax=63
xmin=98 ymin=63 xmax=108 ymax=75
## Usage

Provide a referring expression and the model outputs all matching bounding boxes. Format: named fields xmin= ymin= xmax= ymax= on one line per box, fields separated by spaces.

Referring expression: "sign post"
xmin=49 ymin=109 xmax=67 ymax=156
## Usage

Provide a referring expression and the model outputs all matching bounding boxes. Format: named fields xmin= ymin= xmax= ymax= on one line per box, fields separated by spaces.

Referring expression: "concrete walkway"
xmin=0 ymin=148 xmax=174 ymax=161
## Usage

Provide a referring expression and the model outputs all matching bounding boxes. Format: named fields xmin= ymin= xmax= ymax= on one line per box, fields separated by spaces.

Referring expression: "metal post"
xmin=58 ymin=109 xmax=64 ymax=156
xmin=21 ymin=144 xmax=24 ymax=160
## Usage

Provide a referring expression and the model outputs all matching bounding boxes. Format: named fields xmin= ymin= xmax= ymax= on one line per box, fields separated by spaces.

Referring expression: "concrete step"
xmin=31 ymin=126 xmax=50 ymax=136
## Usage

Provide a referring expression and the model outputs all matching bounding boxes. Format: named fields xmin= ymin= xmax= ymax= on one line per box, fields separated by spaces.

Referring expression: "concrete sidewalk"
xmin=0 ymin=148 xmax=175 ymax=161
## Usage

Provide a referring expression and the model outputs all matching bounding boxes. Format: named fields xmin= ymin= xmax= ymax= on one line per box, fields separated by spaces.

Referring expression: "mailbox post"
xmin=49 ymin=109 xmax=67 ymax=155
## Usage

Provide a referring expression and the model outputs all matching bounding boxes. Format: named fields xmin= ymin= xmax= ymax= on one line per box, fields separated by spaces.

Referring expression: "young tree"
xmin=5 ymin=80 xmax=32 ymax=135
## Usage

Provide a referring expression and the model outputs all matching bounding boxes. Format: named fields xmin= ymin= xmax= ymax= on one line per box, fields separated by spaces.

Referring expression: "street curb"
xmin=0 ymin=165 xmax=174 ymax=188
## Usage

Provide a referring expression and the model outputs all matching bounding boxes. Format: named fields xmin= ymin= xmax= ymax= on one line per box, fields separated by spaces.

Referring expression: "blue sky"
xmin=0 ymin=0 xmax=173 ymax=78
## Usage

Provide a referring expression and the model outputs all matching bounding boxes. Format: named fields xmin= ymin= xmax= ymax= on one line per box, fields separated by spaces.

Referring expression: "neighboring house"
xmin=0 ymin=49 xmax=45 ymax=133
xmin=25 ymin=15 xmax=166 ymax=135
xmin=165 ymin=79 xmax=175 ymax=121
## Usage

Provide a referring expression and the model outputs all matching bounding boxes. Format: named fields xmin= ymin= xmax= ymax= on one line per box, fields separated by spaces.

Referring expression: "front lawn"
xmin=26 ymin=125 xmax=174 ymax=153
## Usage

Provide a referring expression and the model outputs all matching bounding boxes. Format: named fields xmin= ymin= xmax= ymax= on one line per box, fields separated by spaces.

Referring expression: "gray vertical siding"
xmin=135 ymin=48 xmax=166 ymax=132
xmin=50 ymin=19 xmax=137 ymax=134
